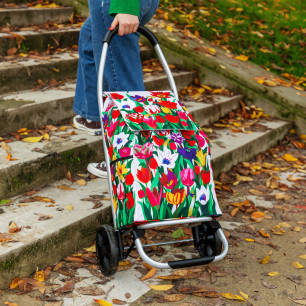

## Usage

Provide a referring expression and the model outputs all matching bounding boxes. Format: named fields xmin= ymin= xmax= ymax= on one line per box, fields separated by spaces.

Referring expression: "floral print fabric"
xmin=102 ymin=91 xmax=222 ymax=229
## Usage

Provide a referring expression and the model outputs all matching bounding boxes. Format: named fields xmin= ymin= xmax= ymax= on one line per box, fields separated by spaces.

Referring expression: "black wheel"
xmin=96 ymin=225 xmax=119 ymax=276
xmin=192 ymin=223 xmax=222 ymax=257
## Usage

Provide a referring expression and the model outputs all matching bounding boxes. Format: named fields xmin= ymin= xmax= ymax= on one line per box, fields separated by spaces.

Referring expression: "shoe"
xmin=87 ymin=161 xmax=108 ymax=178
xmin=73 ymin=115 xmax=101 ymax=136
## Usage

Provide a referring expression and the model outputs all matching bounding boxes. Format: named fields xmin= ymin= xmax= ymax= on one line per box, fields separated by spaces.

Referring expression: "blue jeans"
xmin=73 ymin=0 xmax=159 ymax=121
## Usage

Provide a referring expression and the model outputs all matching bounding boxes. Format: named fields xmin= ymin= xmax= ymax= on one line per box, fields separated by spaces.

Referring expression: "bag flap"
xmin=107 ymin=91 xmax=197 ymax=131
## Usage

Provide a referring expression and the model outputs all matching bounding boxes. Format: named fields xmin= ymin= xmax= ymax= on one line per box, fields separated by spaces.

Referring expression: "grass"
xmin=157 ymin=0 xmax=305 ymax=83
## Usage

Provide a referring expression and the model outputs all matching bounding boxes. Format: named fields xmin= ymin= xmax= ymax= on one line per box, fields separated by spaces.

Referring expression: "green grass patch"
xmin=158 ymin=0 xmax=305 ymax=82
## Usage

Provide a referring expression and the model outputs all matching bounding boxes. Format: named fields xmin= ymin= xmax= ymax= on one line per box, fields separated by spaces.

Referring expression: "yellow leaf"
xmin=235 ymin=54 xmax=249 ymax=61
xmin=282 ymin=154 xmax=298 ymax=162
xmin=221 ymin=293 xmax=245 ymax=301
xmin=1 ymin=141 xmax=11 ymax=153
xmin=166 ymin=25 xmax=173 ymax=32
xmin=197 ymin=87 xmax=205 ymax=93
xmin=278 ymin=222 xmax=291 ymax=228
xmin=22 ymin=136 xmax=43 ymax=143
xmin=53 ymin=68 xmax=60 ymax=73
xmin=65 ymin=204 xmax=74 ymax=211
xmin=259 ymin=255 xmax=270 ymax=264
xmin=9 ymin=277 xmax=19 ymax=289
xmin=230 ymin=207 xmax=239 ymax=217
xmin=291 ymin=261 xmax=304 ymax=269
xmin=268 ymin=272 xmax=279 ymax=276
xmin=293 ymin=226 xmax=302 ymax=232
xmin=43 ymin=133 xmax=50 ymax=141
xmin=34 ymin=270 xmax=45 ymax=282
xmin=84 ymin=244 xmax=96 ymax=252
xmin=194 ymin=30 xmax=200 ymax=37
xmin=76 ymin=179 xmax=87 ymax=186
xmin=259 ymin=230 xmax=270 ymax=238
xmin=141 ymin=268 xmax=157 ymax=280
xmin=299 ymin=255 xmax=306 ymax=260
xmin=53 ymin=262 xmax=63 ymax=271
xmin=264 ymin=80 xmax=278 ymax=87
xmin=239 ymin=291 xmax=248 ymax=300
xmin=150 ymin=285 xmax=174 ymax=291
xmin=18 ymin=128 xmax=27 ymax=133
xmin=250 ymin=211 xmax=265 ymax=222
xmin=300 ymin=134 xmax=306 ymax=140
xmin=244 ymin=238 xmax=255 ymax=242
xmin=93 ymin=300 xmax=112 ymax=306
xmin=249 ymin=189 xmax=263 ymax=196
xmin=275 ymin=193 xmax=291 ymax=200
xmin=119 ymin=261 xmax=131 ymax=266
xmin=164 ymin=294 xmax=186 ymax=302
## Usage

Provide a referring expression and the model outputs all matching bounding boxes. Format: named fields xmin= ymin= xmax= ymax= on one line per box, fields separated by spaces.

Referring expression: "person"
xmin=73 ymin=0 xmax=159 ymax=178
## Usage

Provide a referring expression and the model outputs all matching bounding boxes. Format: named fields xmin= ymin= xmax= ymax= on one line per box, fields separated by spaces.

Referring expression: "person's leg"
xmin=73 ymin=16 xmax=102 ymax=135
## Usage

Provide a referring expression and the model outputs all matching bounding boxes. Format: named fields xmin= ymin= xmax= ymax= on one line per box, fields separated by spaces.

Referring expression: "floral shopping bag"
xmin=102 ymin=91 xmax=222 ymax=229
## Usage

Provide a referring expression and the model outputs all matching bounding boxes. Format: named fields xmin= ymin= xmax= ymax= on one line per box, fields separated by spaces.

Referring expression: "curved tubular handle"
xmin=103 ymin=25 xmax=159 ymax=47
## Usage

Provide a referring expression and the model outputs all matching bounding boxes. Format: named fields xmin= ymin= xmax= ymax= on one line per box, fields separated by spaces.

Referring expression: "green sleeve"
xmin=109 ymin=0 xmax=140 ymax=17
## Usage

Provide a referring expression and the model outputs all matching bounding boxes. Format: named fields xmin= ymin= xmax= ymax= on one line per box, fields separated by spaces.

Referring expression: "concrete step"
xmin=0 ymin=115 xmax=290 ymax=288
xmin=0 ymin=94 xmax=241 ymax=198
xmin=0 ymin=7 xmax=74 ymax=27
xmin=0 ymin=69 xmax=196 ymax=135
xmin=0 ymin=48 xmax=157 ymax=94
xmin=0 ymin=27 xmax=81 ymax=56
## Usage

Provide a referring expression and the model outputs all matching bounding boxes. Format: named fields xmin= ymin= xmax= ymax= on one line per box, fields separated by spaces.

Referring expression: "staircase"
xmin=0 ymin=2 xmax=291 ymax=288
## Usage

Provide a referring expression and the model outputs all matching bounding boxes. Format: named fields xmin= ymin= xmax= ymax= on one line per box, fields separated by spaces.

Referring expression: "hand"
xmin=110 ymin=13 xmax=139 ymax=36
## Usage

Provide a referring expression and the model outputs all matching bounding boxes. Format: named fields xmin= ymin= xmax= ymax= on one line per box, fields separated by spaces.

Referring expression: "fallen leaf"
xmin=22 ymin=136 xmax=43 ymax=143
xmin=268 ymin=272 xmax=279 ymax=276
xmin=230 ymin=207 xmax=239 ymax=217
xmin=76 ymin=286 xmax=105 ymax=296
xmin=275 ymin=193 xmax=291 ymax=200
xmin=164 ymin=294 xmax=186 ymax=302
xmin=141 ymin=268 xmax=157 ymax=280
xmin=1 ymin=141 xmax=11 ymax=153
xmin=259 ymin=230 xmax=270 ymax=238
xmin=299 ymin=237 xmax=306 ymax=243
xmin=250 ymin=211 xmax=265 ymax=222
xmin=112 ymin=299 xmax=127 ymax=305
xmin=249 ymin=189 xmax=263 ymax=196
xmin=239 ymin=291 xmax=248 ymax=300
xmin=57 ymin=185 xmax=76 ymax=190
xmin=9 ymin=278 xmax=19 ymax=289
xmin=259 ymin=255 xmax=270 ymax=264
xmin=172 ymin=228 xmax=184 ymax=239
xmin=150 ymin=285 xmax=174 ymax=291
xmin=4 ymin=302 xmax=18 ymax=306
xmin=54 ymin=282 xmax=74 ymax=295
xmin=77 ymin=179 xmax=87 ymax=186
xmin=235 ymin=54 xmax=249 ymax=61
xmin=94 ymin=300 xmax=112 ymax=306
xmin=221 ymin=293 xmax=245 ymax=301
xmin=84 ymin=244 xmax=96 ymax=253
xmin=282 ymin=154 xmax=298 ymax=162
xmin=291 ymin=262 xmax=304 ymax=269
xmin=293 ymin=226 xmax=302 ymax=232
xmin=65 ymin=205 xmax=74 ymax=211
xmin=289 ymin=299 xmax=306 ymax=305
xmin=244 ymin=238 xmax=255 ymax=242
xmin=34 ymin=270 xmax=45 ymax=282
xmin=8 ymin=221 xmax=21 ymax=233
xmin=278 ymin=222 xmax=291 ymax=228
xmin=299 ymin=255 xmax=306 ymax=260
xmin=156 ymin=275 xmax=182 ymax=280
xmin=261 ymin=280 xmax=277 ymax=289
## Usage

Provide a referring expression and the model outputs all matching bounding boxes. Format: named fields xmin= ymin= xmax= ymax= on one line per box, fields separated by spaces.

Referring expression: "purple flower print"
xmin=170 ymin=132 xmax=184 ymax=145
xmin=178 ymin=148 xmax=197 ymax=161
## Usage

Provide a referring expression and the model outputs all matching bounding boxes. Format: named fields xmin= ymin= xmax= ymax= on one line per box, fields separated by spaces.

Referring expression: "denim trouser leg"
xmin=73 ymin=0 xmax=159 ymax=121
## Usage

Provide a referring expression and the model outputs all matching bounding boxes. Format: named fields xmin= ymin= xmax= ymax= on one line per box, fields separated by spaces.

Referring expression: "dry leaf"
xmin=299 ymin=255 xmax=306 ymax=260
xmin=57 ymin=185 xmax=76 ymax=190
xmin=259 ymin=255 xmax=270 ymax=264
xmin=278 ymin=222 xmax=291 ymax=228
xmin=261 ymin=280 xmax=277 ymax=289
xmin=291 ymin=261 xmax=304 ymax=269
xmin=282 ymin=154 xmax=298 ymax=162
xmin=141 ymin=268 xmax=157 ymax=280
xmin=268 ymin=272 xmax=279 ymax=276
xmin=150 ymin=285 xmax=174 ymax=291
xmin=8 ymin=221 xmax=21 ymax=233
xmin=65 ymin=205 xmax=74 ymax=211
xmin=54 ymin=282 xmax=74 ymax=294
xmin=250 ymin=211 xmax=265 ymax=222
xmin=22 ymin=136 xmax=43 ymax=143
xmin=94 ymin=300 xmax=112 ymax=306
xmin=164 ymin=294 xmax=186 ymax=302
xmin=299 ymin=237 xmax=306 ymax=243
xmin=235 ymin=54 xmax=249 ymax=62
xmin=84 ymin=244 xmax=96 ymax=253
xmin=239 ymin=291 xmax=248 ymax=300
xmin=275 ymin=193 xmax=291 ymax=200
xmin=249 ymin=189 xmax=263 ymax=196
xmin=259 ymin=230 xmax=270 ymax=238
xmin=76 ymin=179 xmax=87 ymax=186
xmin=221 ymin=293 xmax=245 ymax=301
xmin=34 ymin=270 xmax=45 ymax=282
xmin=293 ymin=226 xmax=302 ymax=232
xmin=112 ymin=299 xmax=127 ymax=305
xmin=1 ymin=141 xmax=11 ymax=153
xmin=9 ymin=278 xmax=19 ymax=289
xmin=53 ymin=262 xmax=63 ymax=271
xmin=230 ymin=207 xmax=239 ymax=217
xmin=244 ymin=238 xmax=255 ymax=242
